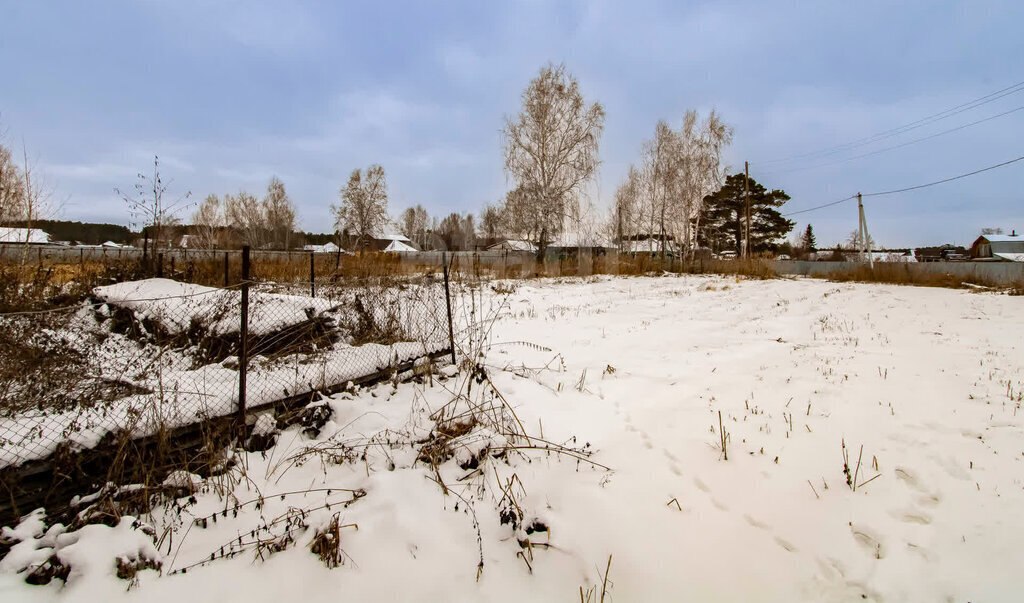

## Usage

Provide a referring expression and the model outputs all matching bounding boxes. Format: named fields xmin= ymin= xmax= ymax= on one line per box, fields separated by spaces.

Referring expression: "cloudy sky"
xmin=2 ymin=0 xmax=1022 ymax=247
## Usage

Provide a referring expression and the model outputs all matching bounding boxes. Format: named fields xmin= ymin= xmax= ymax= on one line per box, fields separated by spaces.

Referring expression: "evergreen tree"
xmin=801 ymin=224 xmax=816 ymax=252
xmin=699 ymin=173 xmax=794 ymax=254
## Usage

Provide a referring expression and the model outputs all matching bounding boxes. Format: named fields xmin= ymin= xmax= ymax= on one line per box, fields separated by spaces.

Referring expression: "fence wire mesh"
xmin=0 ymin=254 xmax=453 ymax=473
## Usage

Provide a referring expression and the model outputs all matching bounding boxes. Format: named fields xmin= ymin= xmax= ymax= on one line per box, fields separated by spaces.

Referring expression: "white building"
xmin=303 ymin=242 xmax=342 ymax=253
xmin=0 ymin=228 xmax=50 ymax=245
xmin=487 ymin=239 xmax=538 ymax=253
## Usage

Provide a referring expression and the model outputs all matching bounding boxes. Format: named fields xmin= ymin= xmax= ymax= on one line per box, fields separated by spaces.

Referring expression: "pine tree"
xmin=801 ymin=224 xmax=816 ymax=252
xmin=699 ymin=173 xmax=794 ymax=254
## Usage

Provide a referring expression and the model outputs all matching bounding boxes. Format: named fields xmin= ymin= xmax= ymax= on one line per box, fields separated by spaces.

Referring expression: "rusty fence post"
xmin=238 ymin=245 xmax=250 ymax=431
xmin=442 ymin=252 xmax=457 ymax=366
xmin=310 ymin=251 xmax=316 ymax=297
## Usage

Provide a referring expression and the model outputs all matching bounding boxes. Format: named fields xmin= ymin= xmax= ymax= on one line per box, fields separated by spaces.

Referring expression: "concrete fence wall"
xmin=0 ymin=245 xmax=348 ymax=264
xmin=775 ymin=260 xmax=1024 ymax=286
xmin=5 ymin=244 xmax=1023 ymax=286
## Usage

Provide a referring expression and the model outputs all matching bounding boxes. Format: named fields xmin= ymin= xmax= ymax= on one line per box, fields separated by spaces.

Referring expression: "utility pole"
xmin=617 ymin=205 xmax=623 ymax=253
xmin=857 ymin=193 xmax=874 ymax=269
xmin=744 ymin=161 xmax=750 ymax=259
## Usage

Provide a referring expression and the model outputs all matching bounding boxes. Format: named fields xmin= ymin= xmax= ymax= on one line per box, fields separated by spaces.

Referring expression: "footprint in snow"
xmin=851 ymin=526 xmax=886 ymax=559
xmin=894 ymin=467 xmax=924 ymax=491
xmin=816 ymin=556 xmax=847 ymax=580
xmin=931 ymin=455 xmax=970 ymax=481
xmin=904 ymin=542 xmax=932 ymax=561
xmin=886 ymin=503 xmax=933 ymax=525
xmin=743 ymin=514 xmax=770 ymax=530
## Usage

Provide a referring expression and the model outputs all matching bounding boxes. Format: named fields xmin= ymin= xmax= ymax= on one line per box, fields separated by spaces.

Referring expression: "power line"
xmin=863 ymin=153 xmax=1024 ymax=197
xmin=780 ymin=152 xmax=1024 ymax=217
xmin=756 ymin=79 xmax=1024 ymax=165
xmin=761 ymin=103 xmax=1024 ymax=176
xmin=782 ymin=195 xmax=857 ymax=217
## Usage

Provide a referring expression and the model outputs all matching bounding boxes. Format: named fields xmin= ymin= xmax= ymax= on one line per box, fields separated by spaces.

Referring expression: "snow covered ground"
xmin=3 ymin=274 xmax=1023 ymax=601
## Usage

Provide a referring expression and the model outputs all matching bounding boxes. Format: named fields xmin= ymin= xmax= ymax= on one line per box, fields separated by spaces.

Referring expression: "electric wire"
xmin=779 ymin=153 xmax=1024 ymax=216
xmin=862 ymin=153 xmax=1024 ymax=197
xmin=756 ymin=79 xmax=1024 ymax=165
xmin=761 ymin=103 xmax=1024 ymax=176
xmin=782 ymin=195 xmax=857 ymax=217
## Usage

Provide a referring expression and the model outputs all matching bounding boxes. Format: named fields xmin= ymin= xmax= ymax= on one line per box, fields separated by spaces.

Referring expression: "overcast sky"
xmin=2 ymin=1 xmax=1022 ymax=247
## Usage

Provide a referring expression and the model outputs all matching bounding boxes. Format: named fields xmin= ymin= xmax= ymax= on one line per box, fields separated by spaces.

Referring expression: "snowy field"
xmin=3 ymin=274 xmax=1024 ymax=601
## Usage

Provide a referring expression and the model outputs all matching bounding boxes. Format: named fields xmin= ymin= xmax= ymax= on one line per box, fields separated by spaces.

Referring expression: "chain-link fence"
xmin=0 ymin=247 xmax=454 ymax=523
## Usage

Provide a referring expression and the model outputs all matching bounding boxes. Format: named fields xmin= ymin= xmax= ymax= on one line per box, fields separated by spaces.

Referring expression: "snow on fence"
xmin=0 ymin=258 xmax=454 ymax=470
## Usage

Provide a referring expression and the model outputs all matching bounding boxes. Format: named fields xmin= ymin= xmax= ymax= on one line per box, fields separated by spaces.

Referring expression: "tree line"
xmin=4 ymin=63 xmax=802 ymax=255
xmin=326 ymin=64 xmax=796 ymax=256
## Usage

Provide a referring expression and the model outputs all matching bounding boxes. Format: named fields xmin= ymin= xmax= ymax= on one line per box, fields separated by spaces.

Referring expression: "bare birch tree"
xmin=642 ymin=120 xmax=679 ymax=255
xmin=673 ymin=110 xmax=731 ymax=257
xmin=460 ymin=213 xmax=477 ymax=250
xmin=399 ymin=204 xmax=429 ymax=249
xmin=117 ymin=155 xmax=191 ymax=251
xmin=191 ymin=194 xmax=225 ymax=248
xmin=225 ymin=190 xmax=266 ymax=249
xmin=264 ymin=176 xmax=296 ymax=250
xmin=611 ymin=165 xmax=643 ymax=250
xmin=0 ymin=142 xmax=25 ymax=224
xmin=502 ymin=63 xmax=605 ymax=255
xmin=331 ymin=165 xmax=388 ymax=250
xmin=17 ymin=145 xmax=56 ymax=262
xmin=613 ymin=110 xmax=731 ymax=257
xmin=478 ymin=203 xmax=504 ymax=242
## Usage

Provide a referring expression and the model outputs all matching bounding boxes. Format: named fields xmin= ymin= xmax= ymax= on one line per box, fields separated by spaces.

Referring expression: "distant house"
xmin=970 ymin=231 xmax=1024 ymax=262
xmin=383 ymin=239 xmax=417 ymax=253
xmin=0 ymin=228 xmax=50 ymax=245
xmin=617 ymin=234 xmax=678 ymax=255
xmin=487 ymin=239 xmax=538 ymax=253
xmin=357 ymin=233 xmax=419 ymax=252
xmin=549 ymin=232 xmax=616 ymax=255
xmin=805 ymin=249 xmax=915 ymax=262
xmin=842 ymin=250 xmax=916 ymax=263
xmin=303 ymin=242 xmax=341 ymax=254
xmin=101 ymin=241 xmax=122 ymax=248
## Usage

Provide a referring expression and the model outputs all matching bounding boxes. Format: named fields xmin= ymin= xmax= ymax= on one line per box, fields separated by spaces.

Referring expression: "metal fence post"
xmin=238 ymin=245 xmax=250 ymax=431
xmin=157 ymin=253 xmax=164 ymax=278
xmin=224 ymin=251 xmax=230 ymax=287
xmin=310 ymin=251 xmax=316 ymax=297
xmin=442 ymin=252 xmax=457 ymax=366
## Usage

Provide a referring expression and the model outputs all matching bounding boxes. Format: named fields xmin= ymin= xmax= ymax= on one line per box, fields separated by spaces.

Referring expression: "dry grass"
xmin=5 ymin=247 xmax=1017 ymax=317
xmin=441 ymin=253 xmax=779 ymax=281
xmin=0 ymin=260 xmax=146 ymax=312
